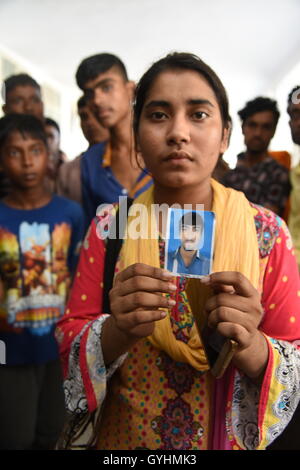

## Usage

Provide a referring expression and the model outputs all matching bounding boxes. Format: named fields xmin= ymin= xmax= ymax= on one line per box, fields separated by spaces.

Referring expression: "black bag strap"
xmin=102 ymin=198 xmax=133 ymax=314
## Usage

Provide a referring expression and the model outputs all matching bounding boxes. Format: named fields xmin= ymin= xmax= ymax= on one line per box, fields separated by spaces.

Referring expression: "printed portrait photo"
xmin=164 ymin=208 xmax=215 ymax=278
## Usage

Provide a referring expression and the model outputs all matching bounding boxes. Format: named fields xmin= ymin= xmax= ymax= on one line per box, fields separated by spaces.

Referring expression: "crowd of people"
xmin=0 ymin=51 xmax=300 ymax=451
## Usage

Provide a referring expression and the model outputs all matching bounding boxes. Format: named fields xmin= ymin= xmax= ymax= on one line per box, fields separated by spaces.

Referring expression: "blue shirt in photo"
xmin=167 ymin=247 xmax=211 ymax=276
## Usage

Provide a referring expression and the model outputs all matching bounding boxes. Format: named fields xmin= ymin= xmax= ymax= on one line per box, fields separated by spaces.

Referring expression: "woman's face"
xmin=137 ymin=69 xmax=228 ymax=190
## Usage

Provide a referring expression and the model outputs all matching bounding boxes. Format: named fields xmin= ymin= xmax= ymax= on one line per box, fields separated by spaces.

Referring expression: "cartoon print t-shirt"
xmin=0 ymin=195 xmax=84 ymax=365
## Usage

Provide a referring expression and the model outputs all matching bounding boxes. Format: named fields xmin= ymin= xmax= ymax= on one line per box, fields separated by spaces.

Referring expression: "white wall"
xmin=1 ymin=0 xmax=300 ymax=162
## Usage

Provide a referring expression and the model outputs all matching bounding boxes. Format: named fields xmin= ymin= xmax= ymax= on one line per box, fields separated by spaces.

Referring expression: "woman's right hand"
xmin=109 ymin=263 xmax=177 ymax=340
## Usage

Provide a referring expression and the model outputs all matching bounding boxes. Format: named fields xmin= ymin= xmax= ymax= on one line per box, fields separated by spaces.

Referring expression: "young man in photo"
xmin=168 ymin=212 xmax=210 ymax=276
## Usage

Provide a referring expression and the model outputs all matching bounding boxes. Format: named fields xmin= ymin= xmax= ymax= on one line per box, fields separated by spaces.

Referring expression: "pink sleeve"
xmin=224 ymin=219 xmax=300 ymax=450
xmin=260 ymin=220 xmax=300 ymax=342
xmin=56 ymin=218 xmax=106 ymax=406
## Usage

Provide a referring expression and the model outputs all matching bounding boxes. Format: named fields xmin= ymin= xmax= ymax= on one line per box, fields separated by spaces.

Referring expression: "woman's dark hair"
xmin=238 ymin=97 xmax=280 ymax=127
xmin=76 ymin=53 xmax=128 ymax=90
xmin=0 ymin=113 xmax=48 ymax=153
xmin=133 ymin=52 xmax=231 ymax=135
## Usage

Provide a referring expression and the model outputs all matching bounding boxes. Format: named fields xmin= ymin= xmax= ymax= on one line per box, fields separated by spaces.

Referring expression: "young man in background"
xmin=222 ymin=97 xmax=291 ymax=217
xmin=75 ymin=53 xmax=152 ymax=226
xmin=56 ymin=95 xmax=109 ymax=205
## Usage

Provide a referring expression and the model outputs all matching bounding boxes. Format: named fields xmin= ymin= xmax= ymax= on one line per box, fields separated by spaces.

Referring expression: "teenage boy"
xmin=1 ymin=73 xmax=45 ymax=198
xmin=77 ymin=94 xmax=109 ymax=147
xmin=45 ymin=117 xmax=68 ymax=165
xmin=3 ymin=74 xmax=67 ymax=190
xmin=2 ymin=73 xmax=44 ymax=121
xmin=0 ymin=113 xmax=84 ymax=449
xmin=75 ymin=53 xmax=152 ymax=225
xmin=56 ymin=96 xmax=109 ymax=204
xmin=45 ymin=117 xmax=68 ymax=186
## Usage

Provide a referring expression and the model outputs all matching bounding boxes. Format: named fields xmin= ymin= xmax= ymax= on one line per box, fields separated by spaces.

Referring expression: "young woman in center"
xmin=57 ymin=53 xmax=300 ymax=450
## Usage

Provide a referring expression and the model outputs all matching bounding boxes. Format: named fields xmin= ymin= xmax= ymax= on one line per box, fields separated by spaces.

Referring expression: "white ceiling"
xmin=1 ymin=0 xmax=300 ymax=161
xmin=1 ymin=0 xmax=300 ymax=91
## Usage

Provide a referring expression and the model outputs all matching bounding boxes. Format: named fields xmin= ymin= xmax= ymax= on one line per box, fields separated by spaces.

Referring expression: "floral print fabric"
xmin=56 ymin=204 xmax=300 ymax=450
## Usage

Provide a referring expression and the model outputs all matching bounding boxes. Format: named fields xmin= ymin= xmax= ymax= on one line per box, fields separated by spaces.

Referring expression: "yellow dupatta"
xmin=117 ymin=179 xmax=260 ymax=371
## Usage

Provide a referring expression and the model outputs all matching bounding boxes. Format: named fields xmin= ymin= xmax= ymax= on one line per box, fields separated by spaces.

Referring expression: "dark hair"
xmin=45 ymin=117 xmax=60 ymax=134
xmin=4 ymin=73 xmax=41 ymax=97
xmin=76 ymin=53 xmax=128 ymax=90
xmin=0 ymin=113 xmax=48 ymax=153
xmin=287 ymin=86 xmax=300 ymax=107
xmin=77 ymin=95 xmax=88 ymax=109
xmin=179 ymin=211 xmax=204 ymax=230
xmin=238 ymin=97 xmax=280 ymax=126
xmin=133 ymin=52 xmax=231 ymax=135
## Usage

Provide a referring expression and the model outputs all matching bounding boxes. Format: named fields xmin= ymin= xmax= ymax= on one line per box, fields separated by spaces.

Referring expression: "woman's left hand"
xmin=201 ymin=271 xmax=269 ymax=380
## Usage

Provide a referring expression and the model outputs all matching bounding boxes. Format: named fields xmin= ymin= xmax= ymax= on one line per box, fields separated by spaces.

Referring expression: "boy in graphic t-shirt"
xmin=0 ymin=113 xmax=85 ymax=449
